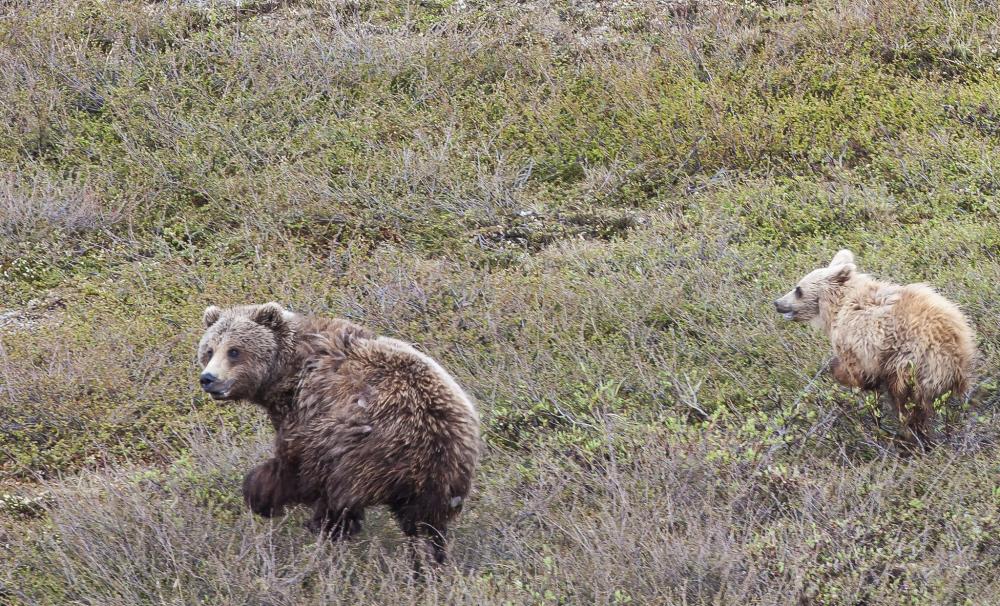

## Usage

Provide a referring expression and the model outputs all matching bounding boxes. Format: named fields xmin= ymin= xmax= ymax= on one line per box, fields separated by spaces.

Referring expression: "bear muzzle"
xmin=774 ymin=300 xmax=796 ymax=320
xmin=199 ymin=372 xmax=235 ymax=399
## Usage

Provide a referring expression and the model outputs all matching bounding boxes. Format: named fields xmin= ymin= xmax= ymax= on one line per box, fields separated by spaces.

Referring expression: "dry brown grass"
xmin=4 ymin=411 xmax=998 ymax=605
xmin=0 ymin=174 xmax=115 ymax=240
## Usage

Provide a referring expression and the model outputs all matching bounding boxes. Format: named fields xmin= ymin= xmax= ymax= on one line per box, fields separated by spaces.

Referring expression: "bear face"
xmin=197 ymin=302 xmax=291 ymax=400
xmin=774 ymin=249 xmax=856 ymax=329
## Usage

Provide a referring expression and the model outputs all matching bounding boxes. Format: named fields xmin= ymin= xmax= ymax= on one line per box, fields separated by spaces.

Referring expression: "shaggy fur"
xmin=775 ymin=250 xmax=976 ymax=447
xmin=197 ymin=303 xmax=481 ymax=566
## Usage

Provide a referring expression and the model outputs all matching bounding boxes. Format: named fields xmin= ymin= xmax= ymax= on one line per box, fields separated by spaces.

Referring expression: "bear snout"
xmin=199 ymin=372 xmax=232 ymax=397
xmin=774 ymin=299 xmax=796 ymax=320
xmin=199 ymin=371 xmax=218 ymax=389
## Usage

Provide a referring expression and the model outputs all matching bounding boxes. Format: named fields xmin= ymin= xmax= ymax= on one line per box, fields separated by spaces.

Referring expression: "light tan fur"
xmin=775 ymin=250 xmax=976 ymax=446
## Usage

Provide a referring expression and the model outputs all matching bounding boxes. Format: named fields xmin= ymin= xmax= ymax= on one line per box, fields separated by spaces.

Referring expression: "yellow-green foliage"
xmin=1 ymin=0 xmax=999 ymax=604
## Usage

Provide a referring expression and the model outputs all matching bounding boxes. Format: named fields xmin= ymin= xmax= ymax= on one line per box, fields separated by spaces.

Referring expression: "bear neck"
xmin=248 ymin=321 xmax=306 ymax=428
xmin=815 ymin=286 xmax=846 ymax=335
xmin=248 ymin=316 xmax=374 ymax=428
xmin=254 ymin=357 xmax=301 ymax=428
xmin=816 ymin=273 xmax=874 ymax=335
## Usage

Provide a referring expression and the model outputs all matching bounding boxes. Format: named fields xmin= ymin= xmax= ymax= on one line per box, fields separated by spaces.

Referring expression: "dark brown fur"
xmin=242 ymin=458 xmax=304 ymax=518
xmin=197 ymin=303 xmax=481 ymax=566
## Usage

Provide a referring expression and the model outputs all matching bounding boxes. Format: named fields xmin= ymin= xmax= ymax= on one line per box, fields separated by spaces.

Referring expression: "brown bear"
xmin=196 ymin=303 xmax=481 ymax=566
xmin=774 ymin=249 xmax=976 ymax=447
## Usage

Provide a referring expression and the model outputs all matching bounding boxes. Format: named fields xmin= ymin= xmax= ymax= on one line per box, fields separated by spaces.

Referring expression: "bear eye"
xmin=227 ymin=348 xmax=240 ymax=360
xmin=205 ymin=348 xmax=214 ymax=359
xmin=794 ymin=286 xmax=803 ymax=298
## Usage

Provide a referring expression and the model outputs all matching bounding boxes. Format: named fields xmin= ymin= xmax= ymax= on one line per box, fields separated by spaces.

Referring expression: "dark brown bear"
xmin=196 ymin=303 xmax=481 ymax=566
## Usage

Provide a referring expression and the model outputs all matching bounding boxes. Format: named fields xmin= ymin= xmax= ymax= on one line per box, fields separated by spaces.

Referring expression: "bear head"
xmin=774 ymin=249 xmax=856 ymax=329
xmin=197 ymin=302 xmax=295 ymax=401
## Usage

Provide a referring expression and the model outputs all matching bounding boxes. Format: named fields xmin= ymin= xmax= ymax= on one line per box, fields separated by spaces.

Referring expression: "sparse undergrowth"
xmin=1 ymin=0 xmax=999 ymax=604
xmin=5 ymin=416 xmax=1000 ymax=605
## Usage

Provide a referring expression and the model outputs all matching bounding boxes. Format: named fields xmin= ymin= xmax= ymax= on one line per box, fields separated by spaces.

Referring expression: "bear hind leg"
xmin=902 ymin=398 xmax=935 ymax=452
xmin=418 ymin=521 xmax=448 ymax=565
xmin=887 ymin=378 xmax=934 ymax=452
xmin=392 ymin=502 xmax=450 ymax=574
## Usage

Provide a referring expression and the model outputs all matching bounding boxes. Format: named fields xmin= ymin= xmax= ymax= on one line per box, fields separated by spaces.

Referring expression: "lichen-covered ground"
xmin=1 ymin=1 xmax=998 ymax=603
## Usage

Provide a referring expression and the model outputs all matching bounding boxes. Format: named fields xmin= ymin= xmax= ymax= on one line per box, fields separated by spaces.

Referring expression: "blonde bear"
xmin=775 ymin=249 xmax=975 ymax=447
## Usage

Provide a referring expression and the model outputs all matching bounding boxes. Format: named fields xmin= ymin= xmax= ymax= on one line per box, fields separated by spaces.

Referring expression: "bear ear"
xmin=830 ymin=262 xmax=856 ymax=284
xmin=829 ymin=249 xmax=855 ymax=267
xmin=203 ymin=305 xmax=222 ymax=329
xmin=251 ymin=302 xmax=288 ymax=331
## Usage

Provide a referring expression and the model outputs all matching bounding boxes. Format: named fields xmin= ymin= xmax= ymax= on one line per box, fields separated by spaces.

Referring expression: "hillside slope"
xmin=1 ymin=1 xmax=998 ymax=604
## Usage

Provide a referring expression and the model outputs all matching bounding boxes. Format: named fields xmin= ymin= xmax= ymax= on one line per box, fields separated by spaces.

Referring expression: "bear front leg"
xmin=305 ymin=501 xmax=365 ymax=539
xmin=828 ymin=354 xmax=866 ymax=390
xmin=242 ymin=458 xmax=299 ymax=518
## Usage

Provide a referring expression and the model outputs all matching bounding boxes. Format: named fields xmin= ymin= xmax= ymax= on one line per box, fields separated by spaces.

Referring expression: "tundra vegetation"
xmin=1 ymin=0 xmax=999 ymax=604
